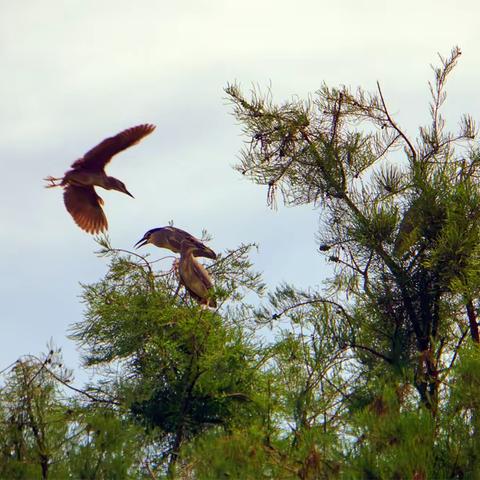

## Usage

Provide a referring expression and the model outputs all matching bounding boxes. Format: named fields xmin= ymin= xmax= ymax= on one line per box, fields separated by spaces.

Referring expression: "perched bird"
xmin=134 ymin=226 xmax=217 ymax=259
xmin=45 ymin=124 xmax=156 ymax=234
xmin=178 ymin=240 xmax=217 ymax=308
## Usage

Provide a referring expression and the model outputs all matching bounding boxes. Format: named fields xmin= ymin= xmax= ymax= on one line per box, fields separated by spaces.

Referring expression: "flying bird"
xmin=134 ymin=226 xmax=217 ymax=259
xmin=178 ymin=240 xmax=217 ymax=308
xmin=45 ymin=124 xmax=156 ymax=234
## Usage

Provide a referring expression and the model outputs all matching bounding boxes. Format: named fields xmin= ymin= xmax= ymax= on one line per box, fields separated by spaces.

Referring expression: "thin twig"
xmin=44 ymin=365 xmax=121 ymax=406
xmin=347 ymin=342 xmax=394 ymax=364
xmin=145 ymin=460 xmax=158 ymax=480
xmin=440 ymin=326 xmax=470 ymax=375
xmin=377 ymin=81 xmax=417 ymax=161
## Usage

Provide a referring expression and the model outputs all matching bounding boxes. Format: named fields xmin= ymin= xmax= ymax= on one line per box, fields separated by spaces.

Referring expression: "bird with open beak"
xmin=45 ymin=124 xmax=156 ymax=234
xmin=134 ymin=226 xmax=217 ymax=260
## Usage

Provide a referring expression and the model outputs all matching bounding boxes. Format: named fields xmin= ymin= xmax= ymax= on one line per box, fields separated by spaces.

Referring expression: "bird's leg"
xmin=44 ymin=176 xmax=63 ymax=188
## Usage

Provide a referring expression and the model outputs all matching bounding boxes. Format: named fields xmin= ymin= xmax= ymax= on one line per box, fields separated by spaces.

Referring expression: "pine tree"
xmin=221 ymin=46 xmax=480 ymax=477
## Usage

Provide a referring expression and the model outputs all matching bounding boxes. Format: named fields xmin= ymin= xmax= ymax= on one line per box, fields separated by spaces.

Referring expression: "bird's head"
xmin=134 ymin=228 xmax=158 ymax=249
xmin=107 ymin=177 xmax=134 ymax=198
xmin=200 ymin=245 xmax=217 ymax=260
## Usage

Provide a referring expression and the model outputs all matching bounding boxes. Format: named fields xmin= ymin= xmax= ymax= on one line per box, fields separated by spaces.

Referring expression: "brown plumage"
xmin=45 ymin=124 xmax=156 ymax=234
xmin=179 ymin=240 xmax=217 ymax=308
xmin=134 ymin=226 xmax=217 ymax=259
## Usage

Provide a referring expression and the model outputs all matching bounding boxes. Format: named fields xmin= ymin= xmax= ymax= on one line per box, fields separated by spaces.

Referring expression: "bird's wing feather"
xmin=166 ymin=226 xmax=198 ymax=243
xmin=179 ymin=256 xmax=216 ymax=307
xmin=63 ymin=185 xmax=108 ymax=234
xmin=70 ymin=124 xmax=156 ymax=171
xmin=167 ymin=227 xmax=217 ymax=259
xmin=192 ymin=260 xmax=213 ymax=291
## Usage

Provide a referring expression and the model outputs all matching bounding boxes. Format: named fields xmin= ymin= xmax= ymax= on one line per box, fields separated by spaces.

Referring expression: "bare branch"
xmin=377 ymin=81 xmax=417 ymax=161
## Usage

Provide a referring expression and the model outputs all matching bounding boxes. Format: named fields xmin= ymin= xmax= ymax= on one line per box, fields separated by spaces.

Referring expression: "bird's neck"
xmin=102 ymin=176 xmax=117 ymax=190
xmin=180 ymin=246 xmax=195 ymax=259
xmin=92 ymin=175 xmax=117 ymax=190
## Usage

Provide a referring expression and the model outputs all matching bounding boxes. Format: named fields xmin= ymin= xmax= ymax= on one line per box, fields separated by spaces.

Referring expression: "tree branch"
xmin=466 ymin=300 xmax=479 ymax=343
xmin=377 ymin=81 xmax=417 ymax=161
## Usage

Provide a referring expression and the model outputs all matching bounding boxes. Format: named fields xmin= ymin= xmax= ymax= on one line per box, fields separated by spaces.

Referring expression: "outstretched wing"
xmin=63 ymin=185 xmax=108 ymax=234
xmin=70 ymin=124 xmax=156 ymax=171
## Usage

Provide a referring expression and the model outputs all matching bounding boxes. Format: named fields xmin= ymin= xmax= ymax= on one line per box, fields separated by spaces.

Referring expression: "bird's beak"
xmin=125 ymin=189 xmax=135 ymax=198
xmin=134 ymin=236 xmax=149 ymax=249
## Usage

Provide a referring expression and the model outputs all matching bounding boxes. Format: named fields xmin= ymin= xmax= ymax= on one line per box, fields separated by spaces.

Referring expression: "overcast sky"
xmin=1 ymin=0 xmax=479 ymax=382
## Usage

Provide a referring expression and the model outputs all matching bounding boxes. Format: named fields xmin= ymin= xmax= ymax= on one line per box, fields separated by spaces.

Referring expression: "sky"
xmin=1 ymin=0 xmax=479 ymax=382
